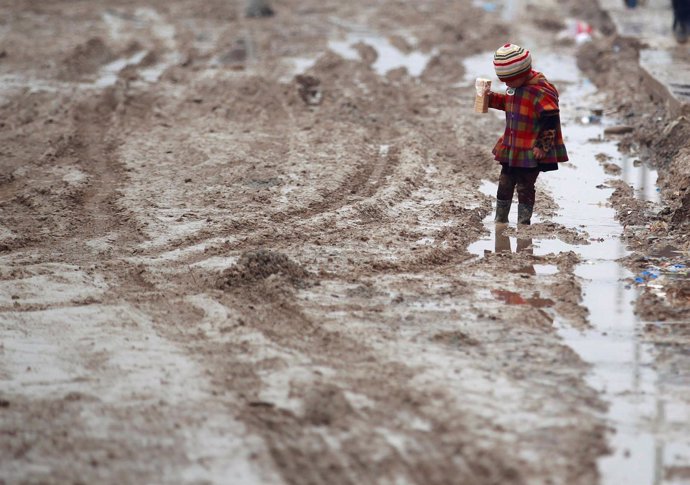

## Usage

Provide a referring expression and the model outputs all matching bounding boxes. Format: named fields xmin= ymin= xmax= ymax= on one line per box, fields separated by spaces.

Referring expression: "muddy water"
xmin=464 ymin=51 xmax=690 ymax=483
xmin=328 ymin=32 xmax=435 ymax=77
xmin=289 ymin=24 xmax=435 ymax=78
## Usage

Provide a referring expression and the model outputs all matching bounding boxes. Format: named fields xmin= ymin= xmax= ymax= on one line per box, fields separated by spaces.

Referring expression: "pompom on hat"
xmin=493 ymin=43 xmax=532 ymax=82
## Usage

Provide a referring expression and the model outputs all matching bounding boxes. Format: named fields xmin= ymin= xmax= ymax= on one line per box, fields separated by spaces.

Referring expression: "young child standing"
xmin=485 ymin=44 xmax=568 ymax=225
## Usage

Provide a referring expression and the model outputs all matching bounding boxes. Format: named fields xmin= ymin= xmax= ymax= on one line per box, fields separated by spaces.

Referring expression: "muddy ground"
xmin=0 ymin=0 xmax=688 ymax=484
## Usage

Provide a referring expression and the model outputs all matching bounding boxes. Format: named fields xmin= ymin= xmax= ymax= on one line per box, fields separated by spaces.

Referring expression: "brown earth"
xmin=0 ymin=0 xmax=687 ymax=484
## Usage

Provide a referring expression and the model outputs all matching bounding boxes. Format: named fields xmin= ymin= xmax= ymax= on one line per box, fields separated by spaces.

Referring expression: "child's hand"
xmin=533 ymin=147 xmax=546 ymax=160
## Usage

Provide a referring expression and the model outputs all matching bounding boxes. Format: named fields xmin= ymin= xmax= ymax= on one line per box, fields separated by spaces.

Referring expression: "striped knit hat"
xmin=493 ymin=44 xmax=532 ymax=82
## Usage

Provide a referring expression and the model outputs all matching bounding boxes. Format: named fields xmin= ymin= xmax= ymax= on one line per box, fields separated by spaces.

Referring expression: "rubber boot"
xmin=517 ymin=203 xmax=533 ymax=225
xmin=494 ymin=199 xmax=511 ymax=223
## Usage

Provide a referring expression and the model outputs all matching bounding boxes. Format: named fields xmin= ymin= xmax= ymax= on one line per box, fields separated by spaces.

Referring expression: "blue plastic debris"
xmin=641 ymin=270 xmax=659 ymax=279
xmin=634 ymin=261 xmax=689 ymax=286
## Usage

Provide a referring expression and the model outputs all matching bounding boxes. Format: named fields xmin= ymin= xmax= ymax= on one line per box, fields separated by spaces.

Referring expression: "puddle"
xmin=534 ymin=264 xmax=558 ymax=275
xmin=472 ymin=0 xmax=522 ymax=21
xmin=328 ymin=32 xmax=435 ymax=77
xmin=464 ymin=50 xmax=687 ymax=483
xmin=290 ymin=27 xmax=435 ymax=78
xmin=95 ymin=50 xmax=148 ymax=88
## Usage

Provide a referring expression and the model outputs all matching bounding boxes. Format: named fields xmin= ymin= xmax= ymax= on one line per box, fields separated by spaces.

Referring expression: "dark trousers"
xmin=497 ymin=165 xmax=540 ymax=206
xmin=674 ymin=0 xmax=690 ymax=21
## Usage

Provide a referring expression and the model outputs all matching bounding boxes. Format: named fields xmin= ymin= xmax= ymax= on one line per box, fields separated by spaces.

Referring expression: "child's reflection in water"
xmin=494 ymin=223 xmax=536 ymax=274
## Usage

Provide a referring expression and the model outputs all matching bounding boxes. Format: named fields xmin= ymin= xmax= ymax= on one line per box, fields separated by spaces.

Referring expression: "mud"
xmin=1 ymin=0 xmax=689 ymax=484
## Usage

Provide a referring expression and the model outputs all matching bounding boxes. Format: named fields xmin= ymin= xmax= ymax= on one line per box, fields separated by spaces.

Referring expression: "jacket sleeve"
xmin=488 ymin=92 xmax=506 ymax=111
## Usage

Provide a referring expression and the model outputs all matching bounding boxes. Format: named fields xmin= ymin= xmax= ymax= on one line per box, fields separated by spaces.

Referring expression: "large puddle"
xmin=464 ymin=50 xmax=689 ymax=483
xmin=289 ymin=20 xmax=436 ymax=79
xmin=327 ymin=32 xmax=435 ymax=77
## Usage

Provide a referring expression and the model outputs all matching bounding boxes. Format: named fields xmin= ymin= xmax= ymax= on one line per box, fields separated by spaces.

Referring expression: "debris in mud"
xmin=578 ymin=114 xmax=601 ymax=125
xmin=295 ymin=75 xmax=322 ymax=106
xmin=216 ymin=250 xmax=312 ymax=289
xmin=218 ymin=39 xmax=248 ymax=69
xmin=245 ymin=0 xmax=274 ymax=18
xmin=601 ymin=162 xmax=621 ymax=175
xmin=432 ymin=330 xmax=480 ymax=347
xmin=633 ymin=262 xmax=687 ymax=285
xmin=603 ymin=125 xmax=634 ymax=135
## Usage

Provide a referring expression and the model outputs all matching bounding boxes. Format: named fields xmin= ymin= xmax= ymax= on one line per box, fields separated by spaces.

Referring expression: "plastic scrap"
xmin=633 ymin=263 xmax=689 ymax=286
xmin=473 ymin=1 xmax=497 ymax=12
xmin=580 ymin=114 xmax=602 ymax=125
xmin=559 ymin=19 xmax=594 ymax=44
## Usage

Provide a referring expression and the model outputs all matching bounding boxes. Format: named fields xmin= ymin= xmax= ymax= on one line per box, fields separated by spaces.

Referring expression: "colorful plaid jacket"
xmin=488 ymin=71 xmax=568 ymax=170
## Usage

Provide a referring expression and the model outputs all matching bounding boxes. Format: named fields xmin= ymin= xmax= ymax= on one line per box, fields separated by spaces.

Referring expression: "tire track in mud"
xmin=74 ymin=95 xmax=139 ymax=248
xmin=160 ymin=279 xmax=526 ymax=485
xmin=153 ymin=140 xmax=418 ymax=263
xmin=161 ymin=245 xmax=603 ymax=485
xmin=1 ymin=1 xmax=616 ymax=483
xmin=270 ymin=141 xmax=397 ymax=224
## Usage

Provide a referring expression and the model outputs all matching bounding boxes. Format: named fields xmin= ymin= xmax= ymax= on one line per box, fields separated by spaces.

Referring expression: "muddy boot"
xmin=517 ymin=203 xmax=533 ymax=225
xmin=494 ymin=199 xmax=511 ymax=223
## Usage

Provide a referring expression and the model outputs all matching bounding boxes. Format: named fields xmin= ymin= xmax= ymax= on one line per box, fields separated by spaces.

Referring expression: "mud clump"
xmin=302 ymin=384 xmax=353 ymax=427
xmin=60 ymin=38 xmax=114 ymax=80
xmin=217 ymin=250 xmax=312 ymax=289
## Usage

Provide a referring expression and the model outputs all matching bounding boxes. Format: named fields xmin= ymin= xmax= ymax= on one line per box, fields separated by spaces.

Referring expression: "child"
xmin=485 ymin=44 xmax=568 ymax=225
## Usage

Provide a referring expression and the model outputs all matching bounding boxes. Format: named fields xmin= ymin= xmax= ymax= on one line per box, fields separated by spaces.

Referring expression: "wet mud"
xmin=1 ymin=0 xmax=689 ymax=484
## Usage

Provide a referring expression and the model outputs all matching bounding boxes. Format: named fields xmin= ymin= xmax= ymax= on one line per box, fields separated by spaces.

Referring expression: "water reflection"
xmin=494 ymin=223 xmax=533 ymax=254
